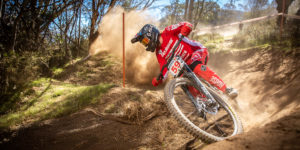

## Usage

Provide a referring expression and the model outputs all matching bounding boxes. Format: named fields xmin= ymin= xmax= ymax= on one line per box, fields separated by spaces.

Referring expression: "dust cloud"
xmin=195 ymin=24 xmax=240 ymax=37
xmin=209 ymin=50 xmax=300 ymax=132
xmin=90 ymin=7 xmax=160 ymax=85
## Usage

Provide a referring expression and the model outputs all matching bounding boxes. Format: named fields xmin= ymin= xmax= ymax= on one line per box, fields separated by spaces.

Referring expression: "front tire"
xmin=164 ymin=77 xmax=243 ymax=143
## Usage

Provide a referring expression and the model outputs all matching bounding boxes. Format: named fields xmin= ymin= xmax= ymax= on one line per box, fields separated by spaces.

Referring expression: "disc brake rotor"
xmin=197 ymin=97 xmax=219 ymax=115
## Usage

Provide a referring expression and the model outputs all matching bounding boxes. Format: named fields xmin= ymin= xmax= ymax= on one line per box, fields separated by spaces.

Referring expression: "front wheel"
xmin=164 ymin=77 xmax=243 ymax=143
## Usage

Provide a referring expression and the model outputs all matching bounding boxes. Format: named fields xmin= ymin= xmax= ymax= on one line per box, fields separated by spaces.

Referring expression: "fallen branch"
xmin=142 ymin=110 xmax=159 ymax=122
xmin=85 ymin=108 xmax=160 ymax=125
xmin=85 ymin=108 xmax=137 ymax=125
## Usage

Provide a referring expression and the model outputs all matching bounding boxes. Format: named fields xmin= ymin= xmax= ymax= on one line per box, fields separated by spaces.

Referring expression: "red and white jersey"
xmin=156 ymin=22 xmax=209 ymax=79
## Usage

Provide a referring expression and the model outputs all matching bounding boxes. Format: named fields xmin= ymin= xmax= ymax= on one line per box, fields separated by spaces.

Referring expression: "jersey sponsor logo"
xmin=159 ymin=39 xmax=173 ymax=57
xmin=165 ymin=39 xmax=178 ymax=60
xmin=210 ymin=76 xmax=225 ymax=88
xmin=168 ymin=22 xmax=185 ymax=31
xmin=164 ymin=39 xmax=173 ymax=54
xmin=182 ymin=51 xmax=187 ymax=59
xmin=158 ymin=49 xmax=163 ymax=56
xmin=175 ymin=44 xmax=183 ymax=56
xmin=191 ymin=53 xmax=202 ymax=62
xmin=171 ymin=24 xmax=180 ymax=30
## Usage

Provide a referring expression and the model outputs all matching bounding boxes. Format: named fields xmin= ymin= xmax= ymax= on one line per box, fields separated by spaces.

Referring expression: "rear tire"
xmin=164 ymin=77 xmax=243 ymax=143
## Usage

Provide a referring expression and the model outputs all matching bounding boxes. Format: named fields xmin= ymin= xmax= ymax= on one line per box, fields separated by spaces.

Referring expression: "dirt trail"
xmin=202 ymin=47 xmax=300 ymax=150
xmin=203 ymin=109 xmax=300 ymax=150
xmin=211 ymin=48 xmax=300 ymax=130
xmin=1 ymin=47 xmax=300 ymax=150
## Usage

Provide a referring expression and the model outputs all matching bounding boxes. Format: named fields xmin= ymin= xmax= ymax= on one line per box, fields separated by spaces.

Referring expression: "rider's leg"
xmin=187 ymin=51 xmax=238 ymax=98
xmin=187 ymin=50 xmax=226 ymax=94
xmin=193 ymin=63 xmax=227 ymax=92
xmin=192 ymin=62 xmax=238 ymax=98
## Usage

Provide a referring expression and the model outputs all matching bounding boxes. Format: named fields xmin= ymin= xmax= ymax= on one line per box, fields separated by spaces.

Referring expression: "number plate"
xmin=168 ymin=56 xmax=184 ymax=77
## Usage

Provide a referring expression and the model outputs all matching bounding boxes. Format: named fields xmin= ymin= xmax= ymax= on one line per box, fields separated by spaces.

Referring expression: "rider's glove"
xmin=152 ymin=77 xmax=162 ymax=86
xmin=181 ymin=23 xmax=193 ymax=36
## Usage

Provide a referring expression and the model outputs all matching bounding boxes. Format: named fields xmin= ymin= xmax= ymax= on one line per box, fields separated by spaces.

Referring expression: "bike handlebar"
xmin=156 ymin=35 xmax=185 ymax=81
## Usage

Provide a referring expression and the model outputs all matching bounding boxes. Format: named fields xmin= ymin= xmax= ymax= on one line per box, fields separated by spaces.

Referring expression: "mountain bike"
xmin=157 ymin=35 xmax=243 ymax=143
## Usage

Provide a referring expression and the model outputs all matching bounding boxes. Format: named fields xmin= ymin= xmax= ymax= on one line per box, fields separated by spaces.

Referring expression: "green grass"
xmin=0 ymin=78 xmax=114 ymax=129
xmin=63 ymin=58 xmax=82 ymax=68
xmin=30 ymin=77 xmax=50 ymax=87
xmin=194 ymin=33 xmax=224 ymax=45
xmin=51 ymin=67 xmax=64 ymax=76
xmin=193 ymin=33 xmax=226 ymax=52
xmin=104 ymin=104 xmax=117 ymax=113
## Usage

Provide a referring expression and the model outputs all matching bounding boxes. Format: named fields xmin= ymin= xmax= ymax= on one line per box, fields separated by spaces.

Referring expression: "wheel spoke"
xmin=186 ymin=110 xmax=197 ymax=118
xmin=204 ymin=114 xmax=229 ymax=130
xmin=214 ymin=123 xmax=228 ymax=137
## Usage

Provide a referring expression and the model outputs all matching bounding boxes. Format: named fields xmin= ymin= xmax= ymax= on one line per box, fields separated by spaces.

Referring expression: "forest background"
xmin=0 ymin=0 xmax=299 ymax=114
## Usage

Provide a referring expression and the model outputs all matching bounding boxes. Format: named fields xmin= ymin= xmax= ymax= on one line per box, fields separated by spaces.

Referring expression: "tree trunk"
xmin=89 ymin=12 xmax=98 ymax=48
xmin=0 ymin=0 xmax=4 ymax=19
xmin=64 ymin=4 xmax=69 ymax=58
xmin=187 ymin=0 xmax=194 ymax=22
xmin=78 ymin=4 xmax=81 ymax=47
xmin=107 ymin=0 xmax=117 ymax=16
xmin=171 ymin=0 xmax=179 ymax=24
xmin=11 ymin=25 xmax=18 ymax=53
xmin=276 ymin=0 xmax=295 ymax=25
xmin=64 ymin=3 xmax=74 ymax=62
xmin=193 ymin=0 xmax=205 ymax=28
xmin=89 ymin=0 xmax=101 ymax=48
xmin=11 ymin=0 xmax=29 ymax=52
xmin=184 ymin=0 xmax=189 ymax=20
xmin=89 ymin=0 xmax=116 ymax=50
xmin=74 ymin=6 xmax=78 ymax=46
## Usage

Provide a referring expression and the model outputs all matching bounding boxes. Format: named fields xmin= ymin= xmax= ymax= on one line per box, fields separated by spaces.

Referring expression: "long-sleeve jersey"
xmin=156 ymin=22 xmax=209 ymax=80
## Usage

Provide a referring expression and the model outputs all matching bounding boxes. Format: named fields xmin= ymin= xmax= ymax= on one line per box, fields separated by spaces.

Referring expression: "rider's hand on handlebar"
xmin=152 ymin=77 xmax=162 ymax=86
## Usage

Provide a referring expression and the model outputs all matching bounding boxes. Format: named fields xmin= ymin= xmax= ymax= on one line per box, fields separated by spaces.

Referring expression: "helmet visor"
xmin=141 ymin=36 xmax=150 ymax=46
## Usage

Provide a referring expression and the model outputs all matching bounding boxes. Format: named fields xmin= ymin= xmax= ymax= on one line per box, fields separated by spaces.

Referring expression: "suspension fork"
xmin=182 ymin=64 xmax=216 ymax=103
xmin=181 ymin=85 xmax=201 ymax=110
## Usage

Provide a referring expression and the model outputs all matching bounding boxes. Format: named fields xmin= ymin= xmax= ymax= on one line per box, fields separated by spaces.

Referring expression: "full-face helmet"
xmin=131 ymin=24 xmax=160 ymax=52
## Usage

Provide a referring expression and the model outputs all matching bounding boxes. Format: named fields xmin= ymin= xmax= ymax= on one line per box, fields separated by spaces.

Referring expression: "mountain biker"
xmin=131 ymin=22 xmax=238 ymax=98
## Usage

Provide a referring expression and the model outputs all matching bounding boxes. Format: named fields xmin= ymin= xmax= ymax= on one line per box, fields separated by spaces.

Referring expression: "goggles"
xmin=141 ymin=36 xmax=150 ymax=46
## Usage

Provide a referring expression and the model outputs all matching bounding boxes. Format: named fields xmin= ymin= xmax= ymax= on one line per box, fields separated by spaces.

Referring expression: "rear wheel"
xmin=164 ymin=77 xmax=243 ymax=143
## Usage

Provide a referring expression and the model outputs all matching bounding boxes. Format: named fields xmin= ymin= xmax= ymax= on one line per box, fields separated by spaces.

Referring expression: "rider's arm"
xmin=156 ymin=50 xmax=168 ymax=81
xmin=164 ymin=22 xmax=193 ymax=37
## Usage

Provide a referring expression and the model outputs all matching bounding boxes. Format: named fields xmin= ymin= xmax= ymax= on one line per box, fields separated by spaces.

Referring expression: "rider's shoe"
xmin=226 ymin=87 xmax=238 ymax=99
